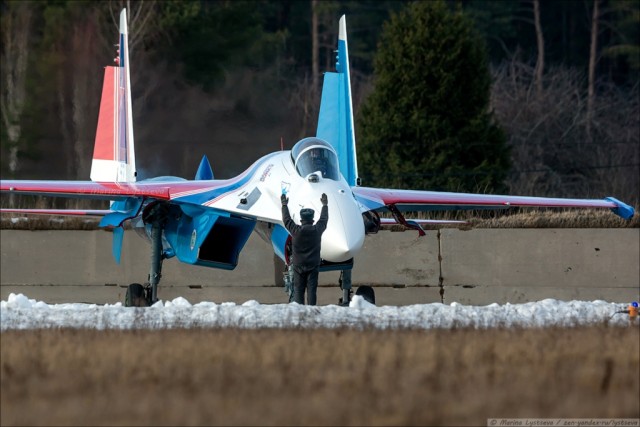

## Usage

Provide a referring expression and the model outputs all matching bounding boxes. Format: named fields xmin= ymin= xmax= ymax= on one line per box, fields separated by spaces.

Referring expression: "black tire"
xmin=125 ymin=283 xmax=149 ymax=307
xmin=355 ymin=285 xmax=375 ymax=305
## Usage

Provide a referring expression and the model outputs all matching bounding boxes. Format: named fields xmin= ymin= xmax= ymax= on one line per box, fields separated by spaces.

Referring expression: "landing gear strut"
xmin=124 ymin=203 xmax=170 ymax=307
xmin=338 ymin=270 xmax=352 ymax=306
xmin=283 ymin=264 xmax=295 ymax=303
xmin=148 ymin=220 xmax=164 ymax=304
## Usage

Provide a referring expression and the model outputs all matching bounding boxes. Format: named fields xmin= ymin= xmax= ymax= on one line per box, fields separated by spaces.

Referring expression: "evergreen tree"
xmin=357 ymin=1 xmax=510 ymax=192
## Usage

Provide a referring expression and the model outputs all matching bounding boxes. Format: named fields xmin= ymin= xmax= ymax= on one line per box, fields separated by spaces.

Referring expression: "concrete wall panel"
xmin=440 ymin=229 xmax=639 ymax=288
xmin=2 ymin=228 xmax=638 ymax=305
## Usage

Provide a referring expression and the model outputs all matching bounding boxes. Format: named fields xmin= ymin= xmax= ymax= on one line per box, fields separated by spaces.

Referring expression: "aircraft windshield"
xmin=291 ymin=137 xmax=340 ymax=181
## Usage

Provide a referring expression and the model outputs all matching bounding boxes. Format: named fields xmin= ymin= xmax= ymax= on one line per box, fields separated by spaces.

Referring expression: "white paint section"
xmin=322 ymin=185 xmax=365 ymax=261
xmin=90 ymin=159 xmax=127 ymax=182
xmin=339 ymin=15 xmax=346 ymax=41
xmin=119 ymin=9 xmax=128 ymax=35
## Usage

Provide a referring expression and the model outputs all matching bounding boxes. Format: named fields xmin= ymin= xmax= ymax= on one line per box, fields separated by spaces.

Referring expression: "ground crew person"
xmin=281 ymin=193 xmax=329 ymax=305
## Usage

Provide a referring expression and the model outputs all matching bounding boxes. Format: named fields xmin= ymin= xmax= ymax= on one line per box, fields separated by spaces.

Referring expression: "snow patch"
xmin=1 ymin=293 xmax=636 ymax=331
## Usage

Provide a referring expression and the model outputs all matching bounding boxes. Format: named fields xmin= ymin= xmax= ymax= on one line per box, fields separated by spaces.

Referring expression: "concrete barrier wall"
xmin=440 ymin=228 xmax=639 ymax=305
xmin=1 ymin=229 xmax=638 ymax=305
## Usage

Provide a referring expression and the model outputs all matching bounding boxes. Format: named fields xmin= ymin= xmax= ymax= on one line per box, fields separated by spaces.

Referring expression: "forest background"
xmin=1 ymin=0 xmax=638 ymax=206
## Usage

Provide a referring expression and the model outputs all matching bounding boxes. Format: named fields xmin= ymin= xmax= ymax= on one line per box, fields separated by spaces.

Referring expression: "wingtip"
xmin=605 ymin=197 xmax=635 ymax=220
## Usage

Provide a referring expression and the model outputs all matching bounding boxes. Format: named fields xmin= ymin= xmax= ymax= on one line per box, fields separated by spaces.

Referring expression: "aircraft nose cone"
xmin=323 ymin=230 xmax=356 ymax=260
xmin=321 ymin=195 xmax=365 ymax=262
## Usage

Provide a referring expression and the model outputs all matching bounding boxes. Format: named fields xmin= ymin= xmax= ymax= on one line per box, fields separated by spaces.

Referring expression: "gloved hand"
xmin=281 ymin=194 xmax=288 ymax=206
xmin=321 ymin=193 xmax=328 ymax=206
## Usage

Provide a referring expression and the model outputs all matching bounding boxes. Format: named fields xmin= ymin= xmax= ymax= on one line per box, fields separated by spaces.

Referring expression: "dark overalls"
xmin=282 ymin=205 xmax=328 ymax=305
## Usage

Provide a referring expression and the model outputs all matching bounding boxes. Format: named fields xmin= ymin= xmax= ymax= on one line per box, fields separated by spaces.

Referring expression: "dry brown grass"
xmin=466 ymin=208 xmax=640 ymax=229
xmin=1 ymin=326 xmax=638 ymax=426
xmin=0 ymin=214 xmax=102 ymax=230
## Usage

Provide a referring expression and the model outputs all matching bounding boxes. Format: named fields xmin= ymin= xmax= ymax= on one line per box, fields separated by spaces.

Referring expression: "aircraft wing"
xmin=0 ymin=179 xmax=246 ymax=203
xmin=352 ymin=186 xmax=635 ymax=220
xmin=0 ymin=180 xmax=171 ymax=201
xmin=0 ymin=174 xmax=285 ymax=224
xmin=0 ymin=208 xmax=111 ymax=216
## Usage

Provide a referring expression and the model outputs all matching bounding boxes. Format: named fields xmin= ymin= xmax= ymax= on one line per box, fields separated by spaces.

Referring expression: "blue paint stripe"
xmin=119 ymin=34 xmax=125 ymax=68
xmin=353 ymin=192 xmax=384 ymax=211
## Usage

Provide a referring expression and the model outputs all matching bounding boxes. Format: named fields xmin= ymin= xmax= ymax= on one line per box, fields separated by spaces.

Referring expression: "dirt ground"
xmin=1 ymin=326 xmax=638 ymax=426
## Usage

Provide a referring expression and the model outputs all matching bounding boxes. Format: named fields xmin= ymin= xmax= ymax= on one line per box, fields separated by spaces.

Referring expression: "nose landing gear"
xmin=338 ymin=270 xmax=375 ymax=305
xmin=338 ymin=270 xmax=352 ymax=306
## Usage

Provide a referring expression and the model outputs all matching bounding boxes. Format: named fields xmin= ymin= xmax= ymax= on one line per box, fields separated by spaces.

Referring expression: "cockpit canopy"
xmin=291 ymin=137 xmax=340 ymax=181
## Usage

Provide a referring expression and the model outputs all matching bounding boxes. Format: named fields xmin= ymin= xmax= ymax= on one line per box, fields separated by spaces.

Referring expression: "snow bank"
xmin=2 ymin=293 xmax=637 ymax=330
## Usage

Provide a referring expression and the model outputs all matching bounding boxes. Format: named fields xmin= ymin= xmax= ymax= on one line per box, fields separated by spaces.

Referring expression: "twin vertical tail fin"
xmin=91 ymin=9 xmax=136 ymax=183
xmin=91 ymin=9 xmax=135 ymax=263
xmin=316 ymin=15 xmax=359 ymax=187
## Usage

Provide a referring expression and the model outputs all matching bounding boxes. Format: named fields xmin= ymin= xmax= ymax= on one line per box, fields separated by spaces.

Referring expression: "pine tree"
xmin=357 ymin=1 xmax=510 ymax=193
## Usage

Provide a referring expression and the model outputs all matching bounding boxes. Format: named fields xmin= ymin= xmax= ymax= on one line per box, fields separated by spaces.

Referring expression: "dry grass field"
xmin=1 ymin=326 xmax=638 ymax=426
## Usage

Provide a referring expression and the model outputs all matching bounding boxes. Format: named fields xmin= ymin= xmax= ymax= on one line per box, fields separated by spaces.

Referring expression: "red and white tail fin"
xmin=91 ymin=9 xmax=136 ymax=183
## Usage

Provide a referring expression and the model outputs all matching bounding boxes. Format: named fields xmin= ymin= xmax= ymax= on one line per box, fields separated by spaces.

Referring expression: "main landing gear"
xmin=124 ymin=203 xmax=170 ymax=307
xmin=283 ymin=264 xmax=295 ymax=303
xmin=124 ymin=283 xmax=151 ymax=307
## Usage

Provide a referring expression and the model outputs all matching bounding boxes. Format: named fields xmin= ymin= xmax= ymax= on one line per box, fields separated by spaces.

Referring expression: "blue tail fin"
xmin=316 ymin=15 xmax=359 ymax=186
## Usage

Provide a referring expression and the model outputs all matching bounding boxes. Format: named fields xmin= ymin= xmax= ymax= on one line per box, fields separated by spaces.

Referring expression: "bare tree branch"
xmin=492 ymin=59 xmax=639 ymax=203
xmin=1 ymin=2 xmax=33 ymax=176
xmin=587 ymin=0 xmax=600 ymax=144
xmin=532 ymin=0 xmax=545 ymax=96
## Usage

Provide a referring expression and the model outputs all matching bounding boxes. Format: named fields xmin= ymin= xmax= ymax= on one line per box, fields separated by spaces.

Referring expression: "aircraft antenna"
xmin=280 ymin=137 xmax=284 ymax=151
